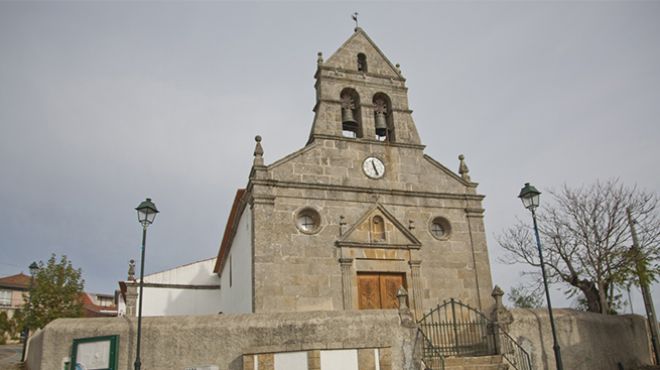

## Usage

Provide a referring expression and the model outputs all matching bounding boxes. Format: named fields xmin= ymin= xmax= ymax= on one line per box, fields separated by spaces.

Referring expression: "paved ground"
xmin=0 ymin=344 xmax=22 ymax=370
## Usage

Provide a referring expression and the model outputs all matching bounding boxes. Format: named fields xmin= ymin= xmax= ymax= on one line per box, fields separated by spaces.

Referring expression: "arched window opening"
xmin=357 ymin=53 xmax=368 ymax=72
xmin=371 ymin=215 xmax=386 ymax=242
xmin=373 ymin=93 xmax=394 ymax=142
xmin=340 ymin=89 xmax=362 ymax=138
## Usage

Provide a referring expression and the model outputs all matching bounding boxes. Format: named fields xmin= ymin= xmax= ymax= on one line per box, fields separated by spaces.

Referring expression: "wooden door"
xmin=357 ymin=273 xmax=406 ymax=309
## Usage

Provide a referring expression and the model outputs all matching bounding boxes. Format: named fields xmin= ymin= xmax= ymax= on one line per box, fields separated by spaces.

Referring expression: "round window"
xmin=430 ymin=217 xmax=451 ymax=240
xmin=295 ymin=208 xmax=321 ymax=234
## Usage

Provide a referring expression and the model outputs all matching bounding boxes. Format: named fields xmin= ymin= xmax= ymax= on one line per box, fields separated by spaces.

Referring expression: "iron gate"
xmin=418 ymin=298 xmax=496 ymax=357
xmin=417 ymin=298 xmax=533 ymax=370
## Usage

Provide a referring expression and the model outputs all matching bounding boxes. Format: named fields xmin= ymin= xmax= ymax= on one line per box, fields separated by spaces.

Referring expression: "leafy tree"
xmin=26 ymin=254 xmax=85 ymax=329
xmin=508 ymin=284 xmax=543 ymax=309
xmin=498 ymin=179 xmax=660 ymax=314
xmin=0 ymin=311 xmax=10 ymax=344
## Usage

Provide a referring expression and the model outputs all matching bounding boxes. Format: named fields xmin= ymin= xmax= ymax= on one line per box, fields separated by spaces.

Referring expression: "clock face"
xmin=363 ymin=157 xmax=385 ymax=179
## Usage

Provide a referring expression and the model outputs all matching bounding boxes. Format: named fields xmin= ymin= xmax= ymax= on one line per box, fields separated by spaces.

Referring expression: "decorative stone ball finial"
xmin=317 ymin=52 xmax=324 ymax=65
xmin=253 ymin=135 xmax=264 ymax=167
xmin=458 ymin=154 xmax=471 ymax=182
xmin=128 ymin=259 xmax=136 ymax=281
xmin=492 ymin=285 xmax=504 ymax=299
xmin=491 ymin=285 xmax=506 ymax=313
xmin=491 ymin=285 xmax=513 ymax=327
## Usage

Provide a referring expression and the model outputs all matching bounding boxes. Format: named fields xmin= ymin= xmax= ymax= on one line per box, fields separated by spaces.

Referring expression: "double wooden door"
xmin=357 ymin=272 xmax=406 ymax=309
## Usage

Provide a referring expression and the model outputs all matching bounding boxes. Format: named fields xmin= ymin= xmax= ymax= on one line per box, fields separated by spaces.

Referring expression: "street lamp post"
xmin=134 ymin=198 xmax=159 ymax=370
xmin=518 ymin=182 xmax=564 ymax=370
xmin=20 ymin=261 xmax=39 ymax=363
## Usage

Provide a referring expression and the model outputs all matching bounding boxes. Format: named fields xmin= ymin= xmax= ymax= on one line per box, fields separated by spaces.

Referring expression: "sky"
xmin=1 ymin=1 xmax=659 ymax=313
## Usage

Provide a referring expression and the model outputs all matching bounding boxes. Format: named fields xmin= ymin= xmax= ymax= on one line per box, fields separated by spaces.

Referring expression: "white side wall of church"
xmin=137 ymin=257 xmax=223 ymax=316
xmin=144 ymin=257 xmax=217 ymax=285
xmin=139 ymin=286 xmax=221 ymax=316
xmin=219 ymin=207 xmax=253 ymax=314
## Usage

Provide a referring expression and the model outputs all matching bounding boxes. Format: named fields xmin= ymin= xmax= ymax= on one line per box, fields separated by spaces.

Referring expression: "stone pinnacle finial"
xmin=253 ymin=135 xmax=264 ymax=166
xmin=458 ymin=154 xmax=471 ymax=182
xmin=317 ymin=52 xmax=323 ymax=65
xmin=492 ymin=285 xmax=504 ymax=299
xmin=128 ymin=259 xmax=136 ymax=281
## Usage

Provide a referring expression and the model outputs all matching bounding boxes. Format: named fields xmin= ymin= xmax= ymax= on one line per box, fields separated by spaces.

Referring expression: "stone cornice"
xmin=309 ymin=134 xmax=425 ymax=150
xmin=465 ymin=207 xmax=486 ymax=218
xmin=335 ymin=241 xmax=421 ymax=250
xmin=250 ymin=179 xmax=485 ymax=202
xmin=316 ymin=65 xmax=406 ymax=83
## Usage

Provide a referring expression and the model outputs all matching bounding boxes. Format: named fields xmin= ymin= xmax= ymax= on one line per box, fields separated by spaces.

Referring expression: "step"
xmin=441 ymin=355 xmax=509 ymax=370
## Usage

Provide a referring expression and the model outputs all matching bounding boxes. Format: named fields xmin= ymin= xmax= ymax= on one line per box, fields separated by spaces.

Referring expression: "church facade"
xmin=213 ymin=28 xmax=494 ymax=317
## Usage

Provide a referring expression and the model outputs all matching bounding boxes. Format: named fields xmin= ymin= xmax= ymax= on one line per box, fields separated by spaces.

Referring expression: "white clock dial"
xmin=363 ymin=157 xmax=385 ymax=179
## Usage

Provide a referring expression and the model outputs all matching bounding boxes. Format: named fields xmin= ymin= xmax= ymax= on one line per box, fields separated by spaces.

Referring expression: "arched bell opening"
xmin=340 ymin=88 xmax=363 ymax=138
xmin=357 ymin=53 xmax=368 ymax=73
xmin=373 ymin=93 xmax=394 ymax=142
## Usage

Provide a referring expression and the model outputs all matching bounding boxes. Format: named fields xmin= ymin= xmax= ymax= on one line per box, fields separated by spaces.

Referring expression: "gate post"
xmin=490 ymin=286 xmax=513 ymax=355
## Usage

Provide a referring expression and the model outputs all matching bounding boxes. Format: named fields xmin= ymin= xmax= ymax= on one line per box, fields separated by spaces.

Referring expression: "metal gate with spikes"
xmin=418 ymin=298 xmax=496 ymax=357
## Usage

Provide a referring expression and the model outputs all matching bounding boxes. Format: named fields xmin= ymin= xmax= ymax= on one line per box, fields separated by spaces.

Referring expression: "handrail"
xmin=498 ymin=329 xmax=533 ymax=370
xmin=418 ymin=328 xmax=445 ymax=370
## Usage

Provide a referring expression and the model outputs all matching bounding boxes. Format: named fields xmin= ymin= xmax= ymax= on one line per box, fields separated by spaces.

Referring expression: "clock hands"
xmin=371 ymin=160 xmax=379 ymax=176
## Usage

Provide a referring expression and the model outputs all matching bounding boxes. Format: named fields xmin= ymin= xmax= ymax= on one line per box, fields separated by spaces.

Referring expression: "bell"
xmin=375 ymin=113 xmax=388 ymax=137
xmin=342 ymin=107 xmax=358 ymax=132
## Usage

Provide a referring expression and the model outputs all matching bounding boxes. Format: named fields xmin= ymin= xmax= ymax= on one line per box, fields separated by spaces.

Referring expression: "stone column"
xmin=408 ymin=260 xmax=422 ymax=319
xmin=490 ymin=285 xmax=513 ymax=354
xmin=124 ymin=282 xmax=138 ymax=318
xmin=124 ymin=259 xmax=138 ymax=317
xmin=339 ymin=258 xmax=354 ymax=310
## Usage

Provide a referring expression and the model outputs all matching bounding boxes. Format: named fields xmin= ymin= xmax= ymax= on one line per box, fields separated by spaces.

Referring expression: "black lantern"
xmin=518 ymin=182 xmax=541 ymax=211
xmin=29 ymin=262 xmax=39 ymax=276
xmin=136 ymin=198 xmax=159 ymax=227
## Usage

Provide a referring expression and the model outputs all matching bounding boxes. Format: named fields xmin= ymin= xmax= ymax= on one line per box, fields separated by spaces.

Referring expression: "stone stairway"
xmin=426 ymin=355 xmax=509 ymax=370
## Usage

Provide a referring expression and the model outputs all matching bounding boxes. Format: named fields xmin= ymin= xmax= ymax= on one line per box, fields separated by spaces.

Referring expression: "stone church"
xmin=213 ymin=27 xmax=494 ymax=317
xmin=28 ymin=27 xmax=651 ymax=370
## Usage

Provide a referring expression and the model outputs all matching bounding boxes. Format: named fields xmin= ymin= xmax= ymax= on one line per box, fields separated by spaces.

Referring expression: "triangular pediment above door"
xmin=336 ymin=204 xmax=421 ymax=249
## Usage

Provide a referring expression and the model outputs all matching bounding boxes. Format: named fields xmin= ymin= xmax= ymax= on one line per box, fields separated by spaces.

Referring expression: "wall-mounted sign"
xmin=70 ymin=335 xmax=118 ymax=370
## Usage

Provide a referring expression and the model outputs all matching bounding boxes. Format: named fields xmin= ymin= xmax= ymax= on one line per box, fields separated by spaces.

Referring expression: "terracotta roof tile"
xmin=214 ymin=189 xmax=247 ymax=274
xmin=0 ymin=273 xmax=31 ymax=289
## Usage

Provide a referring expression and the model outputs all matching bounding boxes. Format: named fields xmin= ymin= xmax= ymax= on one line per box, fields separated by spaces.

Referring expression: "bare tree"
xmin=498 ymin=179 xmax=660 ymax=314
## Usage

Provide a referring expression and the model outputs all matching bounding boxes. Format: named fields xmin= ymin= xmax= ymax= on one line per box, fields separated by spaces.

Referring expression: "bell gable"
xmin=324 ymin=28 xmax=402 ymax=79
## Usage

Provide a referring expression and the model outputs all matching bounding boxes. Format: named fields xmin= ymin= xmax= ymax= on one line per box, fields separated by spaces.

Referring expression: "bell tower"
xmin=309 ymin=28 xmax=422 ymax=145
xmin=216 ymin=27 xmax=494 ymax=317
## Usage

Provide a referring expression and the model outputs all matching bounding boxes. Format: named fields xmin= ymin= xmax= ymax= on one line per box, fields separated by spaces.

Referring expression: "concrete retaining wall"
xmin=508 ymin=308 xmax=651 ymax=370
xmin=26 ymin=309 xmax=419 ymax=370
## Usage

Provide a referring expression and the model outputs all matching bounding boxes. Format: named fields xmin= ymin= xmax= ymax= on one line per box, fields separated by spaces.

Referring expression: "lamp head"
xmin=136 ymin=198 xmax=159 ymax=227
xmin=29 ymin=262 xmax=39 ymax=276
xmin=518 ymin=182 xmax=541 ymax=211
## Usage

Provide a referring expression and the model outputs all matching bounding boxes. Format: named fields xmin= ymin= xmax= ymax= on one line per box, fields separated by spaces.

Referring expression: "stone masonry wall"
xmin=26 ymin=310 xmax=420 ymax=370
xmin=508 ymin=308 xmax=652 ymax=370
